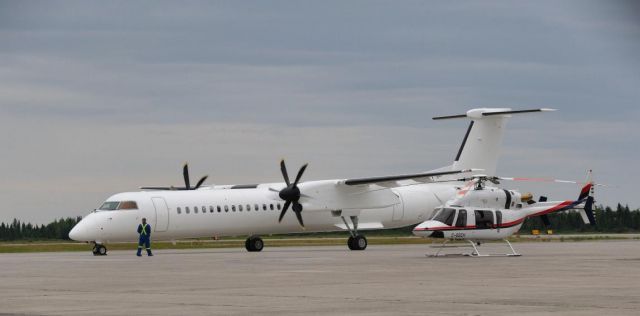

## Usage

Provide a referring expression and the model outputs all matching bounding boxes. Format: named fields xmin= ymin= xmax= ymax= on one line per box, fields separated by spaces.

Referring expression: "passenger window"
xmin=209 ymin=206 xmax=214 ymax=213
xmin=177 ymin=207 xmax=182 ymax=214
xmin=232 ymin=205 xmax=236 ymax=212
xmin=186 ymin=207 xmax=190 ymax=214
xmin=270 ymin=204 xmax=274 ymax=211
xmin=217 ymin=206 xmax=222 ymax=213
xmin=263 ymin=204 xmax=267 ymax=211
xmin=202 ymin=206 xmax=206 ymax=214
xmin=239 ymin=205 xmax=243 ymax=212
xmin=194 ymin=207 xmax=198 ymax=214
xmin=255 ymin=204 xmax=259 ymax=211
xmin=474 ymin=210 xmax=494 ymax=229
xmin=277 ymin=203 xmax=281 ymax=210
xmin=247 ymin=204 xmax=251 ymax=212
xmin=455 ymin=210 xmax=467 ymax=227
xmin=224 ymin=205 xmax=229 ymax=212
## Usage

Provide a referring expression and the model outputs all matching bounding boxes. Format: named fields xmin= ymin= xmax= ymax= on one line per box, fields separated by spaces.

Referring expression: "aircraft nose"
xmin=69 ymin=222 xmax=89 ymax=241
xmin=412 ymin=225 xmax=433 ymax=237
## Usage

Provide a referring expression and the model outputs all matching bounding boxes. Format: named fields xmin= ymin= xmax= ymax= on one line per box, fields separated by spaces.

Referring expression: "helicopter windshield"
xmin=431 ymin=208 xmax=456 ymax=226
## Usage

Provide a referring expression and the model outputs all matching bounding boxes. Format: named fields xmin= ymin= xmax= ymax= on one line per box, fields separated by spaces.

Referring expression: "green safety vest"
xmin=140 ymin=224 xmax=149 ymax=236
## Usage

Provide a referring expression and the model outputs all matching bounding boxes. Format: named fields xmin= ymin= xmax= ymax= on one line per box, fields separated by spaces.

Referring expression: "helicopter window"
xmin=432 ymin=208 xmax=456 ymax=226
xmin=455 ymin=209 xmax=467 ymax=227
xmin=186 ymin=207 xmax=190 ymax=214
xmin=475 ymin=210 xmax=494 ymax=229
xmin=98 ymin=201 xmax=120 ymax=211
xmin=177 ymin=207 xmax=182 ymax=214
xmin=496 ymin=210 xmax=503 ymax=228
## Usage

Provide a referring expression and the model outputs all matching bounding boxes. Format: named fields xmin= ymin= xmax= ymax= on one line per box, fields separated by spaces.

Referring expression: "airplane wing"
xmin=342 ymin=169 xmax=478 ymax=187
xmin=297 ymin=169 xmax=476 ymax=212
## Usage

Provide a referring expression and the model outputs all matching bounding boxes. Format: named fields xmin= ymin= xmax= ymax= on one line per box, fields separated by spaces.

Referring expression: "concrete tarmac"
xmin=2 ymin=241 xmax=640 ymax=315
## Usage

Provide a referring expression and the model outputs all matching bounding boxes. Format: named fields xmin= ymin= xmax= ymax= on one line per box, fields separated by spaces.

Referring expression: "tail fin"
xmin=577 ymin=170 xmax=596 ymax=225
xmin=434 ymin=108 xmax=555 ymax=176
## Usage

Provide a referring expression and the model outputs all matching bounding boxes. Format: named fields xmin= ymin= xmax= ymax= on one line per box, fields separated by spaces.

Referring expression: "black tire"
xmin=353 ymin=235 xmax=367 ymax=251
xmin=245 ymin=238 xmax=254 ymax=251
xmin=347 ymin=236 xmax=356 ymax=250
xmin=96 ymin=245 xmax=107 ymax=256
xmin=252 ymin=237 xmax=264 ymax=252
xmin=245 ymin=236 xmax=263 ymax=252
xmin=92 ymin=245 xmax=99 ymax=256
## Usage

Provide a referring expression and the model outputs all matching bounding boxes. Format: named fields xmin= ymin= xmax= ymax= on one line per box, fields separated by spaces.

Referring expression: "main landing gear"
xmin=342 ymin=216 xmax=367 ymax=251
xmin=92 ymin=243 xmax=107 ymax=256
xmin=245 ymin=235 xmax=264 ymax=252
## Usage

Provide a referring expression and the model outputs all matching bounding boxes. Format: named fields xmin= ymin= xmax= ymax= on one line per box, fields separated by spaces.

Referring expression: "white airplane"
xmin=412 ymin=173 xmax=596 ymax=256
xmin=69 ymin=108 xmax=555 ymax=255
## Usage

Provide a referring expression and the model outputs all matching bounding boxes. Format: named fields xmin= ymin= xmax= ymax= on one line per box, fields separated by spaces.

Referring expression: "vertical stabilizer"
xmin=433 ymin=108 xmax=555 ymax=176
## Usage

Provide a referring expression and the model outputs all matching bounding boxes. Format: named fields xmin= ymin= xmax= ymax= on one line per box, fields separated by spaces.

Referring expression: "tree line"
xmin=0 ymin=217 xmax=82 ymax=241
xmin=0 ymin=204 xmax=638 ymax=241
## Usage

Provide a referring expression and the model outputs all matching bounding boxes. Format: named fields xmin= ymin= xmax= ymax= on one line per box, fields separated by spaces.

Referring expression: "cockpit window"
xmin=98 ymin=201 xmax=138 ymax=211
xmin=99 ymin=201 xmax=120 ymax=211
xmin=118 ymin=201 xmax=138 ymax=210
xmin=431 ymin=208 xmax=456 ymax=226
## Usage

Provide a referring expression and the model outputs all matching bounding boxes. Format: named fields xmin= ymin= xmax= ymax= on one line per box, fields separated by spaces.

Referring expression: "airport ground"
xmin=2 ymin=240 xmax=640 ymax=315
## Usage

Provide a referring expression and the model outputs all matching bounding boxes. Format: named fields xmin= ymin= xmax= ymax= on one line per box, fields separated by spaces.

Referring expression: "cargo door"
xmin=151 ymin=197 xmax=169 ymax=232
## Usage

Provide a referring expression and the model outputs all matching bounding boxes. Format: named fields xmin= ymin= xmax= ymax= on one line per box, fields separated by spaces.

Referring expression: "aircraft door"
xmin=151 ymin=197 xmax=169 ymax=232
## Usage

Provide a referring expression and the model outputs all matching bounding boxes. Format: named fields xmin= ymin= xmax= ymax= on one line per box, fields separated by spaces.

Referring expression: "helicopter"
xmin=412 ymin=171 xmax=596 ymax=257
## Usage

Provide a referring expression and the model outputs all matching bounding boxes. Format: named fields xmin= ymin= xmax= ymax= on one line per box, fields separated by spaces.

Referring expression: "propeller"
xmin=140 ymin=163 xmax=208 ymax=191
xmin=275 ymin=160 xmax=308 ymax=227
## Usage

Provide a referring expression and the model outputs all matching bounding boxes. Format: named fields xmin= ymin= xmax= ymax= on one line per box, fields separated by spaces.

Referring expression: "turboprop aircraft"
xmin=69 ymin=107 xmax=555 ymax=255
xmin=412 ymin=172 xmax=596 ymax=256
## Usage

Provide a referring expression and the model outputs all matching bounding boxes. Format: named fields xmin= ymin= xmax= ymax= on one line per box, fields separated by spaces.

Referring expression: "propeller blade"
xmin=292 ymin=202 xmax=304 ymax=227
xmin=293 ymin=163 xmax=308 ymax=186
xmin=280 ymin=160 xmax=290 ymax=186
xmin=183 ymin=163 xmax=191 ymax=190
xmin=194 ymin=175 xmax=208 ymax=189
xmin=278 ymin=200 xmax=291 ymax=223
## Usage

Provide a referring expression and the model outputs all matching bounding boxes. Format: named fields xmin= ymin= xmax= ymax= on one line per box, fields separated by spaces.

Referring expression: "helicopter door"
xmin=495 ymin=210 xmax=503 ymax=232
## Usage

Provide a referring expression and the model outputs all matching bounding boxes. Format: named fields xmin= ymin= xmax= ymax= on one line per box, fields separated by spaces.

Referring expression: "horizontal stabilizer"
xmin=433 ymin=108 xmax=556 ymax=120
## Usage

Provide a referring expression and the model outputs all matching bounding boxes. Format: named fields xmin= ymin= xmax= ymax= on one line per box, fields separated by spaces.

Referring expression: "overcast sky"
xmin=1 ymin=1 xmax=638 ymax=224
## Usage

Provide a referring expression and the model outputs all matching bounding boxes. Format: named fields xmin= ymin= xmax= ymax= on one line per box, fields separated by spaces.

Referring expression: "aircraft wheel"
xmin=245 ymin=236 xmax=263 ymax=252
xmin=348 ymin=235 xmax=367 ymax=251
xmin=354 ymin=235 xmax=367 ymax=250
xmin=347 ymin=236 xmax=356 ymax=250
xmin=94 ymin=244 xmax=107 ymax=256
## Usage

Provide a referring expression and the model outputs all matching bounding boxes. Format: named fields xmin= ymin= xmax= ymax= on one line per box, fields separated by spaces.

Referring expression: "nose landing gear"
xmin=92 ymin=243 xmax=107 ymax=256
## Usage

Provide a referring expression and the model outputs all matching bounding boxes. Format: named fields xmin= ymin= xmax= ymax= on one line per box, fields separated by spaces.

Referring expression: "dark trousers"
xmin=137 ymin=236 xmax=152 ymax=256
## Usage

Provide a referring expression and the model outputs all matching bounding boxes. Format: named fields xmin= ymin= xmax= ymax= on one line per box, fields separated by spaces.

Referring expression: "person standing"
xmin=137 ymin=218 xmax=153 ymax=256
